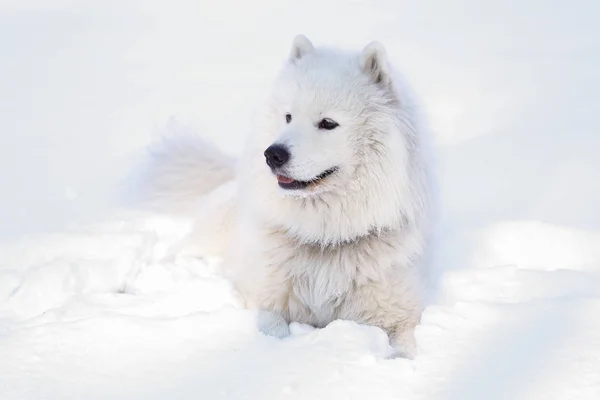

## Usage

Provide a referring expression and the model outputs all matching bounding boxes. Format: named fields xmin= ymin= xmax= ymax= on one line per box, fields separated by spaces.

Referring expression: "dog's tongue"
xmin=277 ymin=175 xmax=294 ymax=184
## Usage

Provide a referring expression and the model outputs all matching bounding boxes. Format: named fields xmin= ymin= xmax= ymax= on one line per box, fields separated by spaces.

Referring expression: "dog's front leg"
xmin=388 ymin=326 xmax=418 ymax=359
xmin=256 ymin=309 xmax=291 ymax=339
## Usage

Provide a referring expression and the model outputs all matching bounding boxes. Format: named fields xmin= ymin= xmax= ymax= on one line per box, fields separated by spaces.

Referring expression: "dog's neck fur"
xmin=277 ymin=222 xmax=401 ymax=250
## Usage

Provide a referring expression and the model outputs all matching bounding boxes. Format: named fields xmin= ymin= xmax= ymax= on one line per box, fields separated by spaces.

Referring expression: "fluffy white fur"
xmin=132 ymin=35 xmax=436 ymax=358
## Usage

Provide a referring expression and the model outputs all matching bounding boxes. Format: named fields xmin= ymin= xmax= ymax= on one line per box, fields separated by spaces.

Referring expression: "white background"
xmin=1 ymin=1 xmax=599 ymax=399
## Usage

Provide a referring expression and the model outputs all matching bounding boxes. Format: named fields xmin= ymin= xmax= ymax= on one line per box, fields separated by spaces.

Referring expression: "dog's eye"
xmin=285 ymin=113 xmax=292 ymax=124
xmin=318 ymin=118 xmax=339 ymax=130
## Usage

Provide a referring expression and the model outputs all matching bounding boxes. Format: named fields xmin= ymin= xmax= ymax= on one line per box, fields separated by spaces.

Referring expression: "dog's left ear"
xmin=360 ymin=41 xmax=391 ymax=86
xmin=289 ymin=34 xmax=314 ymax=62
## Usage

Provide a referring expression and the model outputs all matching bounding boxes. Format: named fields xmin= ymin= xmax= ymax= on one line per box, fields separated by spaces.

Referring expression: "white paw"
xmin=389 ymin=330 xmax=417 ymax=359
xmin=257 ymin=310 xmax=291 ymax=339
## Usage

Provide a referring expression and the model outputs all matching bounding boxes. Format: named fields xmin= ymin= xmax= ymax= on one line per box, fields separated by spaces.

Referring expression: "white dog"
xmin=133 ymin=35 xmax=437 ymax=358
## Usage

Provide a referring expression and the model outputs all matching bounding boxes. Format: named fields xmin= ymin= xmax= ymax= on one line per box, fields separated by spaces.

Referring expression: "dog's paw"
xmin=257 ymin=310 xmax=291 ymax=339
xmin=386 ymin=347 xmax=415 ymax=360
xmin=388 ymin=329 xmax=418 ymax=360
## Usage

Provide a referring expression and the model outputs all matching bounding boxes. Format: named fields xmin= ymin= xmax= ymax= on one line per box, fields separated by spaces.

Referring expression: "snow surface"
xmin=1 ymin=1 xmax=600 ymax=399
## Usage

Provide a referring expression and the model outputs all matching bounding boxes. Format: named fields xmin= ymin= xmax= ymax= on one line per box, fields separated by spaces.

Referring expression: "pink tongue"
xmin=277 ymin=175 xmax=294 ymax=184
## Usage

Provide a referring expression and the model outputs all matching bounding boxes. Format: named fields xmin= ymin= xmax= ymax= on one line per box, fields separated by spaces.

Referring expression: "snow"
xmin=1 ymin=1 xmax=600 ymax=399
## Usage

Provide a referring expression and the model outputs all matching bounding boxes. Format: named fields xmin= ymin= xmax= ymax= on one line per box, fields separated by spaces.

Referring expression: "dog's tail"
xmin=123 ymin=132 xmax=237 ymax=217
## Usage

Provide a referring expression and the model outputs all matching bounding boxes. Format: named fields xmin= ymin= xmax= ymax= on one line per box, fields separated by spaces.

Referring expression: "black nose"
xmin=264 ymin=144 xmax=290 ymax=169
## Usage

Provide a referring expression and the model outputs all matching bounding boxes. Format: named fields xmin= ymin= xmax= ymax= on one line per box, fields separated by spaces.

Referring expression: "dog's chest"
xmin=272 ymin=237 xmax=393 ymax=327
xmin=287 ymin=256 xmax=350 ymax=326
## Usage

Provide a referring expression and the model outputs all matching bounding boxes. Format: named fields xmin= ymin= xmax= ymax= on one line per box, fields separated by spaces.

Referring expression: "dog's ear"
xmin=289 ymin=34 xmax=314 ymax=62
xmin=360 ymin=41 xmax=391 ymax=86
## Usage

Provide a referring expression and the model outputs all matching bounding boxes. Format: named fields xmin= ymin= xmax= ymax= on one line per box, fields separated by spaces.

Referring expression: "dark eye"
xmin=318 ymin=118 xmax=339 ymax=130
xmin=285 ymin=113 xmax=292 ymax=124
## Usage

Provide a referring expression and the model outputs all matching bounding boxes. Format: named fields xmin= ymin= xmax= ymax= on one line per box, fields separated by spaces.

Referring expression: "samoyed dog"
xmin=133 ymin=35 xmax=436 ymax=358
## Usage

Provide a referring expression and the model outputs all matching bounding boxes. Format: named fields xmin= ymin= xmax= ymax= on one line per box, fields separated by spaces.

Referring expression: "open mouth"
xmin=276 ymin=167 xmax=338 ymax=190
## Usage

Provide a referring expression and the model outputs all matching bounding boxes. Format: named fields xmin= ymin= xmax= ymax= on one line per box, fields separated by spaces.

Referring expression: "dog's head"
xmin=241 ymin=35 xmax=428 ymax=245
xmin=260 ymin=35 xmax=403 ymax=196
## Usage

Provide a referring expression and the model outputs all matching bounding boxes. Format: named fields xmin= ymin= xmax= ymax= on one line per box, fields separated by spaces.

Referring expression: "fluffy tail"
xmin=124 ymin=132 xmax=237 ymax=217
